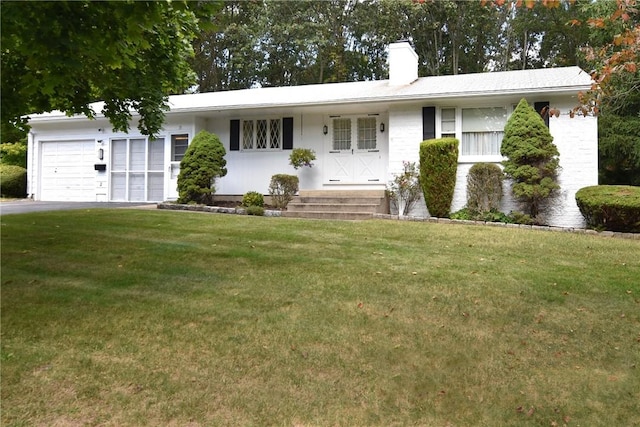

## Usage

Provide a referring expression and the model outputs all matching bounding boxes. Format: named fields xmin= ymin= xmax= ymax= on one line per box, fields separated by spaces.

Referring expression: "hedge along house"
xmin=26 ymin=41 xmax=597 ymax=227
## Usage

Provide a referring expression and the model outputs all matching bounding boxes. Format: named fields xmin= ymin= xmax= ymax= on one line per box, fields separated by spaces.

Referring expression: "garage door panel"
xmin=40 ymin=140 xmax=95 ymax=201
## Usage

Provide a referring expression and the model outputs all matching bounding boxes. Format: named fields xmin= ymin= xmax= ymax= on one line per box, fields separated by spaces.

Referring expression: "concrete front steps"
xmin=283 ymin=190 xmax=388 ymax=220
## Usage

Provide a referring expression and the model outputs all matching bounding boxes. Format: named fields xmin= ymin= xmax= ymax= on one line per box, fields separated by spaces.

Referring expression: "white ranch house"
xmin=26 ymin=41 xmax=597 ymax=227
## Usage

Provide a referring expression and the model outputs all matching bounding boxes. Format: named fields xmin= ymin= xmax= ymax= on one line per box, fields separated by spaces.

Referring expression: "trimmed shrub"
xmin=501 ymin=98 xmax=560 ymax=220
xmin=242 ymin=191 xmax=264 ymax=207
xmin=245 ymin=205 xmax=265 ymax=216
xmin=177 ymin=131 xmax=227 ymax=205
xmin=467 ymin=163 xmax=503 ymax=213
xmin=576 ymin=185 xmax=640 ymax=232
xmin=268 ymin=174 xmax=299 ymax=209
xmin=419 ymin=137 xmax=458 ymax=218
xmin=289 ymin=148 xmax=316 ymax=170
xmin=0 ymin=164 xmax=27 ymax=198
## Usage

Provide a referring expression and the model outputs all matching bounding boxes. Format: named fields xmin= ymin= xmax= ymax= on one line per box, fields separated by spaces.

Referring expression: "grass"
xmin=1 ymin=209 xmax=639 ymax=426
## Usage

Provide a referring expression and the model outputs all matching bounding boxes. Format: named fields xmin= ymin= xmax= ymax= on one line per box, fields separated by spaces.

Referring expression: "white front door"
xmin=110 ymin=137 xmax=164 ymax=201
xmin=326 ymin=117 xmax=383 ymax=184
xmin=166 ymin=134 xmax=189 ymax=200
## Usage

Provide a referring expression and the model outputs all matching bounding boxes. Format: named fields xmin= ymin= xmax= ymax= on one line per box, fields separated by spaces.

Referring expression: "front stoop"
xmin=283 ymin=190 xmax=388 ymax=220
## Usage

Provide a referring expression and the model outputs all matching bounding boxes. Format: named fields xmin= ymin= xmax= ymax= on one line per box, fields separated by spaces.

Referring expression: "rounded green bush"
xmin=0 ymin=164 xmax=27 ymax=198
xmin=242 ymin=191 xmax=264 ymax=207
xmin=268 ymin=174 xmax=299 ymax=209
xmin=467 ymin=162 xmax=503 ymax=213
xmin=177 ymin=131 xmax=227 ymax=205
xmin=575 ymin=185 xmax=640 ymax=232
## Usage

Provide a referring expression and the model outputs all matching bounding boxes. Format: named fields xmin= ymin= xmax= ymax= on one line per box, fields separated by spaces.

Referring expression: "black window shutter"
xmin=283 ymin=117 xmax=294 ymax=150
xmin=422 ymin=107 xmax=436 ymax=140
xmin=230 ymin=120 xmax=240 ymax=151
xmin=534 ymin=102 xmax=550 ymax=128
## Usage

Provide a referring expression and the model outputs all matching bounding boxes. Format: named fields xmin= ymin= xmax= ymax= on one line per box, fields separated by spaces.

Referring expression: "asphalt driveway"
xmin=0 ymin=200 xmax=156 ymax=215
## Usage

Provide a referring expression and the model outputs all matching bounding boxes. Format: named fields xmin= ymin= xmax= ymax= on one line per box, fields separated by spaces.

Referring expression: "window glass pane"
xmin=111 ymin=139 xmax=127 ymax=171
xmin=149 ymin=138 xmax=164 ymax=170
xmin=441 ymin=108 xmax=456 ymax=133
xmin=256 ymin=119 xmax=267 ymax=149
xmin=270 ymin=119 xmax=280 ymax=149
xmin=171 ymin=134 xmax=188 ymax=161
xmin=332 ymin=118 xmax=351 ymax=151
xmin=129 ymin=138 xmax=146 ymax=171
xmin=462 ymin=108 xmax=507 ymax=132
xmin=242 ymin=121 xmax=253 ymax=149
xmin=357 ymin=117 xmax=377 ymax=150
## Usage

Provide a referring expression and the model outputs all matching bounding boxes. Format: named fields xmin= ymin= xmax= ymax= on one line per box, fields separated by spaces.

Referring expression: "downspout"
xmin=27 ymin=131 xmax=35 ymax=199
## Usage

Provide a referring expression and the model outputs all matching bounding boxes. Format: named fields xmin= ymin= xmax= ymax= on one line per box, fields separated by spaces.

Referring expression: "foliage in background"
xmin=1 ymin=1 xmax=217 ymax=137
xmin=501 ymin=99 xmax=560 ymax=221
xmin=0 ymin=142 xmax=27 ymax=168
xmin=177 ymin=131 xmax=227 ymax=205
xmin=466 ymin=162 xmax=504 ymax=213
xmin=0 ymin=164 xmax=27 ymax=198
xmin=242 ymin=191 xmax=265 ymax=208
xmin=386 ymin=161 xmax=422 ymax=216
xmin=289 ymin=148 xmax=317 ymax=170
xmin=268 ymin=174 xmax=299 ymax=209
xmin=598 ymin=113 xmax=640 ymax=186
xmin=419 ymin=138 xmax=458 ymax=218
xmin=576 ymin=185 xmax=640 ymax=232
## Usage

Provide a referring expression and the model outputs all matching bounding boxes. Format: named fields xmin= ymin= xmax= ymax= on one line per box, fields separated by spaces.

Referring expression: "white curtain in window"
xmin=461 ymin=107 xmax=507 ymax=156
xmin=461 ymin=131 xmax=504 ymax=156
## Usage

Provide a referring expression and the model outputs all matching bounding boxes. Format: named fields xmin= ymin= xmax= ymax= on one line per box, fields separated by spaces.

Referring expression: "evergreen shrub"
xmin=177 ymin=131 xmax=227 ymax=205
xmin=575 ymin=185 xmax=640 ymax=232
xmin=467 ymin=163 xmax=503 ymax=213
xmin=268 ymin=174 xmax=299 ymax=209
xmin=419 ymin=137 xmax=458 ymax=218
xmin=242 ymin=191 xmax=264 ymax=207
xmin=501 ymin=98 xmax=560 ymax=221
xmin=0 ymin=164 xmax=27 ymax=198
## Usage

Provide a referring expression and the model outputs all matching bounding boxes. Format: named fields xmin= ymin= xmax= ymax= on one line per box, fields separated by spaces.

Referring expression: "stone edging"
xmin=156 ymin=203 xmax=638 ymax=240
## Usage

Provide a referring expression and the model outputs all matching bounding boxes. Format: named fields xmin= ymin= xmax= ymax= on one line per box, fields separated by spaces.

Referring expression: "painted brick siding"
xmin=388 ymin=106 xmax=429 ymax=217
xmin=389 ymin=103 xmax=598 ymax=227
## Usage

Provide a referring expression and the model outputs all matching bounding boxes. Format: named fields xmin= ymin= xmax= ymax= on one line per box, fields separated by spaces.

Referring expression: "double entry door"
xmin=326 ymin=116 xmax=383 ymax=183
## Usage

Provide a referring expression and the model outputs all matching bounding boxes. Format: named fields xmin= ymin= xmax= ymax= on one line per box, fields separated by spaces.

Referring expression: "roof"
xmin=28 ymin=66 xmax=592 ymax=122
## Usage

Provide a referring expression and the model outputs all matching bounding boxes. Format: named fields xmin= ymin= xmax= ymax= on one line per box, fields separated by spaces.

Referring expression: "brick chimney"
xmin=388 ymin=41 xmax=418 ymax=86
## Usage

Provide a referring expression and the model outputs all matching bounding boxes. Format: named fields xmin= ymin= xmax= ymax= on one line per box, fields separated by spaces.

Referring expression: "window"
xmin=357 ymin=117 xmax=377 ymax=150
xmin=331 ymin=116 xmax=378 ymax=151
xmin=171 ymin=134 xmax=189 ymax=162
xmin=332 ymin=118 xmax=351 ymax=150
xmin=242 ymin=118 xmax=281 ymax=151
xmin=441 ymin=108 xmax=456 ymax=138
xmin=461 ymin=107 xmax=507 ymax=156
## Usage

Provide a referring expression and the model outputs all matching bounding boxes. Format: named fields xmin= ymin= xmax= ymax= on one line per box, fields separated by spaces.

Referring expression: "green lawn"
xmin=1 ymin=210 xmax=639 ymax=426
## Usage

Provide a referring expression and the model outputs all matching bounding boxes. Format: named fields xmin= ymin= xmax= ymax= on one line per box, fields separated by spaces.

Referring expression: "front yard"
xmin=1 ymin=210 xmax=638 ymax=426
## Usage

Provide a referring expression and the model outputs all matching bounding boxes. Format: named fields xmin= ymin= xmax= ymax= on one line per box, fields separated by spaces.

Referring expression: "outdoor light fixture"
xmin=98 ymin=148 xmax=104 ymax=160
xmin=380 ymin=122 xmax=385 ymax=132
xmin=323 ymin=125 xmax=328 ymax=135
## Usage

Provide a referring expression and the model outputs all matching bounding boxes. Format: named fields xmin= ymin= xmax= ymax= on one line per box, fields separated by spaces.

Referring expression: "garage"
xmin=39 ymin=140 xmax=96 ymax=201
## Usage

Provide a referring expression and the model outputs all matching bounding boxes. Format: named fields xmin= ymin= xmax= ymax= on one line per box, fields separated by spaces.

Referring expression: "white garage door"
xmin=40 ymin=140 xmax=95 ymax=201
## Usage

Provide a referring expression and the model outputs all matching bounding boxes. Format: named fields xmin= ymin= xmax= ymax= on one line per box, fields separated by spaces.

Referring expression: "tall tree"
xmin=1 ymin=1 xmax=215 ymax=137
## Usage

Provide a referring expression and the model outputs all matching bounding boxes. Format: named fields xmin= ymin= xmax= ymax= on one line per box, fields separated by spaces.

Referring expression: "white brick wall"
xmin=388 ymin=102 xmax=598 ymax=227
